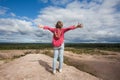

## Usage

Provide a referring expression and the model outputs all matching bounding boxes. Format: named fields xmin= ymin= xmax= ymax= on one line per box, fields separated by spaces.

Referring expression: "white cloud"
xmin=38 ymin=0 xmax=48 ymax=3
xmin=0 ymin=0 xmax=120 ymax=43
xmin=39 ymin=0 xmax=73 ymax=5
xmin=0 ymin=6 xmax=17 ymax=17
xmin=0 ymin=6 xmax=9 ymax=15
xmin=34 ymin=0 xmax=120 ymax=43
xmin=0 ymin=18 xmax=33 ymax=32
xmin=10 ymin=12 xmax=16 ymax=17
xmin=51 ymin=0 xmax=72 ymax=5
xmin=0 ymin=17 xmax=53 ymax=43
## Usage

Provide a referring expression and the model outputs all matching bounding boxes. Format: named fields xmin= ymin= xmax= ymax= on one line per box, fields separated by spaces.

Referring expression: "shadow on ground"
xmin=38 ymin=60 xmax=53 ymax=74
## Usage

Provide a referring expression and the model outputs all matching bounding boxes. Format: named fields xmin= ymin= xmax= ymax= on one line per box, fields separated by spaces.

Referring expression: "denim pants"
xmin=52 ymin=43 xmax=64 ymax=71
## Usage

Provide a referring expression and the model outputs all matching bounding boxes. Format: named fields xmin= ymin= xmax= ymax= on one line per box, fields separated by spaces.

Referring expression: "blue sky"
xmin=0 ymin=0 xmax=120 ymax=43
xmin=0 ymin=0 xmax=48 ymax=18
xmin=0 ymin=0 xmax=73 ymax=18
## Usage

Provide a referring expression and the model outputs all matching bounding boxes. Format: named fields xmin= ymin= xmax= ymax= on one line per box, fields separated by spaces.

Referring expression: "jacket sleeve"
xmin=43 ymin=26 xmax=54 ymax=33
xmin=63 ymin=25 xmax=76 ymax=33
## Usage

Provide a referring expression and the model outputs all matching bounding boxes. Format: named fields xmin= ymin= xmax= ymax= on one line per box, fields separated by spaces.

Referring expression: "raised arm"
xmin=38 ymin=24 xmax=54 ymax=33
xmin=63 ymin=23 xmax=83 ymax=33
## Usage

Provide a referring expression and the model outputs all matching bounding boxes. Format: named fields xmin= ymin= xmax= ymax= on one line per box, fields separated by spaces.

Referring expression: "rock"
xmin=0 ymin=54 xmax=100 ymax=80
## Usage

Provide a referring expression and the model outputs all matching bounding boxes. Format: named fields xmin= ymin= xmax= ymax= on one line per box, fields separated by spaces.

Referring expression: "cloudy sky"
xmin=0 ymin=0 xmax=120 ymax=43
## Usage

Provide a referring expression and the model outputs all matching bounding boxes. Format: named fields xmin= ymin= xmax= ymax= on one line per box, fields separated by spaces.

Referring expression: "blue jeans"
xmin=52 ymin=43 xmax=64 ymax=71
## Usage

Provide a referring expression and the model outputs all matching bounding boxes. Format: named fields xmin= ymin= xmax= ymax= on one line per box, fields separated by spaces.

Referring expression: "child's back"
xmin=38 ymin=20 xmax=83 ymax=74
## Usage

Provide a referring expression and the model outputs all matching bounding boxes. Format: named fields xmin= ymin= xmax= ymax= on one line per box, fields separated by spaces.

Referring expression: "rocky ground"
xmin=0 ymin=53 xmax=100 ymax=80
xmin=0 ymin=49 xmax=120 ymax=80
xmin=64 ymin=51 xmax=120 ymax=80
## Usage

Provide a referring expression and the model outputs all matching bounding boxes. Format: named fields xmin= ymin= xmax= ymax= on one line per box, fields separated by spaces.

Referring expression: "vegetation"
xmin=0 ymin=43 xmax=119 ymax=77
xmin=65 ymin=43 xmax=120 ymax=52
xmin=65 ymin=48 xmax=109 ymax=55
xmin=0 ymin=43 xmax=119 ymax=52
xmin=37 ymin=50 xmax=98 ymax=76
xmin=0 ymin=43 xmax=52 ymax=50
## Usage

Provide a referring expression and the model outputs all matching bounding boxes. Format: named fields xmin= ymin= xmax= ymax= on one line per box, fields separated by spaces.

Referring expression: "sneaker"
xmin=53 ymin=70 xmax=56 ymax=74
xmin=59 ymin=69 xmax=62 ymax=73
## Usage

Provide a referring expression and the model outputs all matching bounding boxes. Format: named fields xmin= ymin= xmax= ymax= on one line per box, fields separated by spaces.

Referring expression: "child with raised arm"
xmin=38 ymin=21 xmax=83 ymax=74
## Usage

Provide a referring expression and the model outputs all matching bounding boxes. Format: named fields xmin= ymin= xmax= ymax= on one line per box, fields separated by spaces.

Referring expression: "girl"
xmin=38 ymin=21 xmax=83 ymax=74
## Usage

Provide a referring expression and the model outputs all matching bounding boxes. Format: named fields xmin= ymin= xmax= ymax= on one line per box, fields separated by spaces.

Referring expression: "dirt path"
xmin=0 ymin=54 xmax=100 ymax=80
xmin=64 ymin=51 xmax=120 ymax=80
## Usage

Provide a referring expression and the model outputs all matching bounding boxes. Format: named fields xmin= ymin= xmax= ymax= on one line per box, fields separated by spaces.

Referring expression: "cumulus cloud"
xmin=0 ymin=5 xmax=53 ymax=43
xmin=0 ymin=0 xmax=120 ymax=43
xmin=34 ymin=0 xmax=120 ymax=43
xmin=0 ymin=17 xmax=53 ymax=43
xmin=0 ymin=18 xmax=33 ymax=32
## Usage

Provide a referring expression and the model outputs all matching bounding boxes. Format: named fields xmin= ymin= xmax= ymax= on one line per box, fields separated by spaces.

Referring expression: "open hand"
xmin=76 ymin=23 xmax=83 ymax=28
xmin=38 ymin=24 xmax=44 ymax=28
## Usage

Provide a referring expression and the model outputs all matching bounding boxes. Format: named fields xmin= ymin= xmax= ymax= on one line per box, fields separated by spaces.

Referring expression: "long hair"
xmin=55 ymin=21 xmax=63 ymax=28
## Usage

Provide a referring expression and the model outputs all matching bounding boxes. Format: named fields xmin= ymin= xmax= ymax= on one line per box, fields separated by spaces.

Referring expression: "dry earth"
xmin=0 ymin=53 xmax=100 ymax=80
xmin=0 ymin=50 xmax=120 ymax=80
xmin=64 ymin=51 xmax=120 ymax=80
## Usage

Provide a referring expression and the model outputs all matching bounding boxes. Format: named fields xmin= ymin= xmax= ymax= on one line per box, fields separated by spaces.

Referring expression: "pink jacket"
xmin=43 ymin=25 xmax=76 ymax=47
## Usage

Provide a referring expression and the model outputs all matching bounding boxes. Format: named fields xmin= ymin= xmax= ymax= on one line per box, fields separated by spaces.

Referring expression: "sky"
xmin=0 ymin=0 xmax=120 ymax=43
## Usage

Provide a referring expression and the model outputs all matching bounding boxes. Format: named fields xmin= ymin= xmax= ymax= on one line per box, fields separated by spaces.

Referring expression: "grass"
xmin=0 ymin=58 xmax=15 ymax=64
xmin=24 ymin=51 xmax=32 ymax=55
xmin=40 ymin=50 xmax=53 ymax=57
xmin=38 ymin=49 xmax=99 ymax=77
xmin=0 ymin=50 xmax=31 ymax=64
xmin=13 ymin=54 xmax=25 ymax=59
xmin=65 ymin=47 xmax=109 ymax=55
xmin=0 ymin=43 xmax=119 ymax=77
xmin=64 ymin=56 xmax=98 ymax=76
xmin=0 ymin=43 xmax=119 ymax=52
xmin=0 ymin=49 xmax=99 ymax=79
